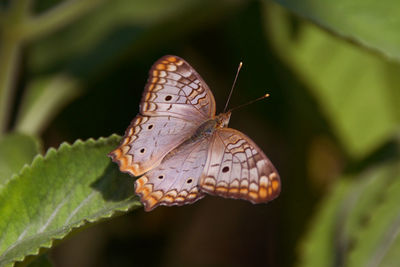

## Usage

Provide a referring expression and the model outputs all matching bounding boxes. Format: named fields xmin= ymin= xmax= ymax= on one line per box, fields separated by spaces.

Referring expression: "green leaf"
xmin=29 ymin=0 xmax=242 ymax=75
xmin=272 ymin=0 xmax=400 ymax=61
xmin=19 ymin=0 xmax=243 ymax=136
xmin=347 ymin=164 xmax=400 ymax=267
xmin=297 ymin=177 xmax=353 ymax=267
xmin=14 ymin=74 xmax=81 ymax=136
xmin=297 ymin=161 xmax=400 ymax=267
xmin=264 ymin=3 xmax=400 ymax=159
xmin=0 ymin=135 xmax=141 ymax=266
xmin=0 ymin=133 xmax=40 ymax=186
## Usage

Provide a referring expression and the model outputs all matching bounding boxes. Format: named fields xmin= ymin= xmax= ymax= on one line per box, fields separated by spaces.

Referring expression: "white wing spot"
xmin=256 ymin=159 xmax=267 ymax=170
xmin=166 ymin=64 xmax=177 ymax=71
xmin=240 ymin=180 xmax=249 ymax=188
xmin=260 ymin=175 xmax=269 ymax=187
xmin=204 ymin=177 xmax=216 ymax=186
xmin=230 ymin=180 xmax=239 ymax=188
xmin=249 ymin=183 xmax=259 ymax=192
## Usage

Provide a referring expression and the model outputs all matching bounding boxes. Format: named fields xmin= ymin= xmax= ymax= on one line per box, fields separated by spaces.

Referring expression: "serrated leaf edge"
xmin=7 ymin=200 xmax=141 ymax=265
xmin=0 ymin=134 xmax=121 ymax=190
xmin=0 ymin=134 xmax=140 ymax=266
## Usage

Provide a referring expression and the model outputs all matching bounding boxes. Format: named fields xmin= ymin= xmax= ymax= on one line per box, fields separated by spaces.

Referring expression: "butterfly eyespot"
xmin=140 ymin=148 xmax=145 ymax=153
xmin=187 ymin=178 xmax=193 ymax=184
xmin=222 ymin=166 xmax=230 ymax=173
xmin=147 ymin=124 xmax=154 ymax=130
xmin=165 ymin=95 xmax=172 ymax=101
xmin=158 ymin=175 xmax=164 ymax=180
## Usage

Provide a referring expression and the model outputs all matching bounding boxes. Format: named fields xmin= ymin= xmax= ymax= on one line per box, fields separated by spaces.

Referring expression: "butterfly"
xmin=109 ymin=55 xmax=281 ymax=211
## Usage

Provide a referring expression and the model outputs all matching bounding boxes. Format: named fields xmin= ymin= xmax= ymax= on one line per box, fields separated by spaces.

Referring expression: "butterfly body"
xmin=109 ymin=55 xmax=280 ymax=211
xmin=193 ymin=112 xmax=230 ymax=138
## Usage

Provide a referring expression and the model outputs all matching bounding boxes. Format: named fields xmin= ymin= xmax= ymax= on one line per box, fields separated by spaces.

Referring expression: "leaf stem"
xmin=0 ymin=0 xmax=102 ymax=135
xmin=24 ymin=0 xmax=104 ymax=42
xmin=0 ymin=0 xmax=32 ymax=135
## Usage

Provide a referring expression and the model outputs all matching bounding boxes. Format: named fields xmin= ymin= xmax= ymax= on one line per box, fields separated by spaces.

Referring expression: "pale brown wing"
xmin=109 ymin=115 xmax=198 ymax=176
xmin=109 ymin=55 xmax=216 ymax=176
xmin=200 ymin=128 xmax=281 ymax=204
xmin=141 ymin=55 xmax=216 ymax=121
xmin=135 ymin=137 xmax=211 ymax=211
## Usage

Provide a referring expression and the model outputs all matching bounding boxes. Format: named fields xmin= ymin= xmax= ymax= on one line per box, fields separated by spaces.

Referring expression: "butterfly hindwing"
xmin=200 ymin=128 xmax=281 ymax=203
xmin=135 ymin=137 xmax=211 ymax=211
xmin=141 ymin=55 xmax=216 ymax=122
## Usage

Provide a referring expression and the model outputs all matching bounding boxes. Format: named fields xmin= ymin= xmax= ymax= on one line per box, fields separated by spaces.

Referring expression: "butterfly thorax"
xmin=191 ymin=111 xmax=231 ymax=140
xmin=215 ymin=111 xmax=231 ymax=128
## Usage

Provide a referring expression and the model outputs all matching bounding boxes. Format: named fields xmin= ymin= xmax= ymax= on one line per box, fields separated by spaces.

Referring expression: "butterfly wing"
xmin=109 ymin=55 xmax=216 ymax=176
xmin=135 ymin=137 xmax=211 ymax=211
xmin=141 ymin=55 xmax=216 ymax=121
xmin=200 ymin=128 xmax=281 ymax=203
xmin=109 ymin=115 xmax=199 ymax=176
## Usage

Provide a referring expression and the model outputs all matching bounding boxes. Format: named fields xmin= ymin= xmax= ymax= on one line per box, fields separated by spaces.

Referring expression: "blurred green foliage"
xmin=0 ymin=0 xmax=400 ymax=266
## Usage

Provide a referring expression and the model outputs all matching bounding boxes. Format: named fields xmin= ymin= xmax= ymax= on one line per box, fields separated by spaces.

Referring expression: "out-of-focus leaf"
xmin=297 ymin=161 xmax=400 ymax=267
xmin=19 ymin=0 xmax=243 ymax=137
xmin=29 ymin=0 xmax=243 ymax=75
xmin=297 ymin=177 xmax=352 ymax=267
xmin=272 ymin=0 xmax=400 ymax=61
xmin=26 ymin=0 xmax=105 ymax=42
xmin=264 ymin=2 xmax=400 ymax=159
xmin=14 ymin=74 xmax=81 ymax=136
xmin=347 ymin=164 xmax=400 ymax=267
xmin=0 ymin=133 xmax=40 ymax=186
xmin=0 ymin=135 xmax=141 ymax=266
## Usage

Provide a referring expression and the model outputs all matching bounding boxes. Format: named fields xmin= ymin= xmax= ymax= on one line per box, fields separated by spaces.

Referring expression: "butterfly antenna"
xmin=228 ymin=93 xmax=270 ymax=113
xmin=223 ymin=62 xmax=243 ymax=113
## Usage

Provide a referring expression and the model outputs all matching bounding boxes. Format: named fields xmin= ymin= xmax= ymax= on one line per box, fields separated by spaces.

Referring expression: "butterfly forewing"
xmin=109 ymin=115 xmax=198 ymax=176
xmin=200 ymin=128 xmax=281 ymax=203
xmin=135 ymin=137 xmax=211 ymax=211
xmin=109 ymin=55 xmax=217 ymax=176
xmin=141 ymin=55 xmax=216 ymax=121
